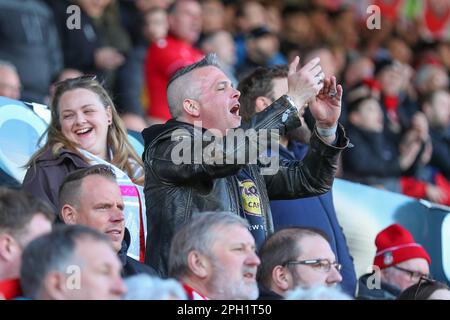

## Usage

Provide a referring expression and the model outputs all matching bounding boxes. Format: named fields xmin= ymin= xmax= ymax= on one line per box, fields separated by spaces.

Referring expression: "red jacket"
xmin=401 ymin=173 xmax=450 ymax=206
xmin=0 ymin=278 xmax=22 ymax=300
xmin=144 ymin=35 xmax=203 ymax=121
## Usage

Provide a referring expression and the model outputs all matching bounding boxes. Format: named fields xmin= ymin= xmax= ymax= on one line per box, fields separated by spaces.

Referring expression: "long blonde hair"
xmin=27 ymin=76 xmax=145 ymax=185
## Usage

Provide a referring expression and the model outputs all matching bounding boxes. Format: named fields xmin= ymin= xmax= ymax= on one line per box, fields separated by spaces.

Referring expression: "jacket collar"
xmin=117 ymin=228 xmax=132 ymax=267
xmin=182 ymin=283 xmax=209 ymax=300
xmin=34 ymin=147 xmax=87 ymax=168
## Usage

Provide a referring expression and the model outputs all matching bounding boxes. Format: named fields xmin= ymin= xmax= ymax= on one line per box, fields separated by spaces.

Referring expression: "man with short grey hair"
xmin=168 ymin=212 xmax=260 ymax=300
xmin=20 ymin=224 xmax=126 ymax=300
xmin=143 ymin=52 xmax=349 ymax=277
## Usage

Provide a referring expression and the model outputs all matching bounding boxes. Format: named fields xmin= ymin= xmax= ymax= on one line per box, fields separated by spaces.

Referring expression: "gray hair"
xmin=20 ymin=224 xmax=112 ymax=299
xmin=168 ymin=212 xmax=249 ymax=279
xmin=166 ymin=53 xmax=222 ymax=118
xmin=285 ymin=285 xmax=352 ymax=300
xmin=0 ymin=59 xmax=18 ymax=73
xmin=123 ymin=274 xmax=187 ymax=300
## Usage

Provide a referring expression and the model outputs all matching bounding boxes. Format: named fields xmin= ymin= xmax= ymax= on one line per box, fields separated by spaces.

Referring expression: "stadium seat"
xmin=333 ymin=178 xmax=450 ymax=285
xmin=0 ymin=97 xmax=48 ymax=183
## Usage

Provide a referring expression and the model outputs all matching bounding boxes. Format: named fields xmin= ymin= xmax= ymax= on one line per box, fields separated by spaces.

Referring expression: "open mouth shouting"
xmin=230 ymin=103 xmax=240 ymax=118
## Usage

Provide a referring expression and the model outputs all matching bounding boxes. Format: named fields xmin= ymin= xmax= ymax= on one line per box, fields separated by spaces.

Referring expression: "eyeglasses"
xmin=414 ymin=276 xmax=435 ymax=300
xmin=283 ymin=259 xmax=342 ymax=273
xmin=393 ymin=266 xmax=429 ymax=282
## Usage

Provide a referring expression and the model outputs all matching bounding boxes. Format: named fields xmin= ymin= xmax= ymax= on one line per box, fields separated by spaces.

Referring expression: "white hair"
xmin=123 ymin=274 xmax=187 ymax=300
xmin=285 ymin=285 xmax=352 ymax=300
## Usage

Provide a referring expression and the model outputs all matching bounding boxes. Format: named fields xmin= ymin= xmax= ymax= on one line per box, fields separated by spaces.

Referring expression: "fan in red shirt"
xmin=144 ymin=0 xmax=204 ymax=123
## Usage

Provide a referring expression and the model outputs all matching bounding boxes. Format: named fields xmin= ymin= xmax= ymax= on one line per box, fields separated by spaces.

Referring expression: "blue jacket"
xmin=270 ymin=140 xmax=357 ymax=296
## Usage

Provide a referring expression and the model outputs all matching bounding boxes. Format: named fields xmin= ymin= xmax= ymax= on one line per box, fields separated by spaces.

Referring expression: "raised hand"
xmin=309 ymin=76 xmax=343 ymax=129
xmin=286 ymin=56 xmax=324 ymax=115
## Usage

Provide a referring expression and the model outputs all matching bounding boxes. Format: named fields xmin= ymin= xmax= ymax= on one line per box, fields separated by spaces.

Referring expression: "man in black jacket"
xmin=143 ymin=53 xmax=349 ymax=277
xmin=58 ymin=165 xmax=157 ymax=278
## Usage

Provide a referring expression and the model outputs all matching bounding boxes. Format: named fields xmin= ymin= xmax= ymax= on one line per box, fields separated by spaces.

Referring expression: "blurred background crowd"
xmin=1 ymin=0 xmax=450 ymax=301
xmin=1 ymin=0 xmax=450 ymax=204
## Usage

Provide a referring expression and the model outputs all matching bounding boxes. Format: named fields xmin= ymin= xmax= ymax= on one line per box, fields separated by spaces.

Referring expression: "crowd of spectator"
xmin=1 ymin=0 xmax=450 ymax=300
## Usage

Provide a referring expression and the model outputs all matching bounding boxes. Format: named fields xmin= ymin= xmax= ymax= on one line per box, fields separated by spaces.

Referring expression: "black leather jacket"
xmin=119 ymin=229 xmax=158 ymax=278
xmin=142 ymin=95 xmax=349 ymax=276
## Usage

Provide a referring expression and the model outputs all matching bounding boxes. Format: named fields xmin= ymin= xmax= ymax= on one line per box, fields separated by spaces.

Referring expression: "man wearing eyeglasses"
xmin=357 ymin=224 xmax=431 ymax=300
xmin=257 ymin=227 xmax=343 ymax=299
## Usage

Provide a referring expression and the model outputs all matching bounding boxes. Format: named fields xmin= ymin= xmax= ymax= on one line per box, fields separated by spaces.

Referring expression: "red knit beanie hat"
xmin=373 ymin=224 xmax=431 ymax=269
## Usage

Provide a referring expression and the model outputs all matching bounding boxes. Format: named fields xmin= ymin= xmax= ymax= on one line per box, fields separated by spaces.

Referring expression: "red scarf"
xmin=0 ymin=278 xmax=22 ymax=300
xmin=374 ymin=0 xmax=403 ymax=21
xmin=424 ymin=0 xmax=450 ymax=37
xmin=182 ymin=284 xmax=209 ymax=300
xmin=384 ymin=95 xmax=399 ymax=123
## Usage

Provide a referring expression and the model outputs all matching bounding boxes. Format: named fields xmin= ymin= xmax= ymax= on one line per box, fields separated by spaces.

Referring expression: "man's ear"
xmin=187 ymin=251 xmax=210 ymax=279
xmin=272 ymin=265 xmax=292 ymax=292
xmin=0 ymin=234 xmax=20 ymax=262
xmin=60 ymin=204 xmax=78 ymax=225
xmin=255 ymin=96 xmax=272 ymax=113
xmin=182 ymin=99 xmax=201 ymax=117
xmin=42 ymin=272 xmax=69 ymax=300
